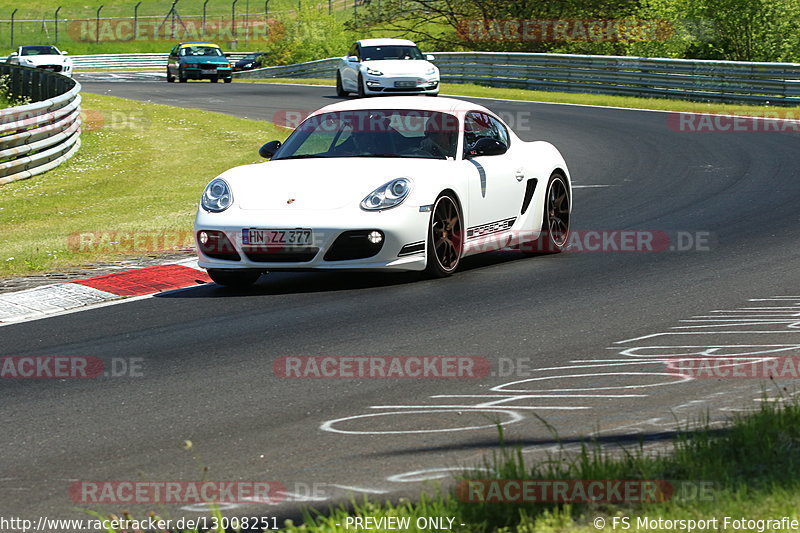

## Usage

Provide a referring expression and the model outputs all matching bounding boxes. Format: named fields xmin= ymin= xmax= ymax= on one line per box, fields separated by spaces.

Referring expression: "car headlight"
xmin=361 ymin=178 xmax=412 ymax=211
xmin=184 ymin=63 xmax=197 ymax=68
xmin=366 ymin=67 xmax=383 ymax=76
xmin=201 ymin=178 xmax=233 ymax=212
xmin=425 ymin=66 xmax=436 ymax=75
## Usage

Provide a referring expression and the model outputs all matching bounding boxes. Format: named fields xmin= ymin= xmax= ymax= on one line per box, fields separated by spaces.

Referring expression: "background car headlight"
xmin=361 ymin=178 xmax=412 ymax=211
xmin=201 ymin=178 xmax=233 ymax=212
xmin=366 ymin=67 xmax=383 ymax=76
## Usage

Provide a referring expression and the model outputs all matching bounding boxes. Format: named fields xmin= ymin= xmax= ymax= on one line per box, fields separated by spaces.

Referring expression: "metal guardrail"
xmin=234 ymin=57 xmax=340 ymax=79
xmin=234 ymin=52 xmax=800 ymax=105
xmin=71 ymin=52 xmax=253 ymax=70
xmin=0 ymin=66 xmax=81 ymax=186
xmin=0 ymin=53 xmax=255 ymax=70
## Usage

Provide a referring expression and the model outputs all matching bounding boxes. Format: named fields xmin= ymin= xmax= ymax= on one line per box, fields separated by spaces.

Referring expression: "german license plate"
xmin=394 ymin=81 xmax=416 ymax=88
xmin=243 ymin=228 xmax=312 ymax=246
xmin=201 ymin=69 xmax=216 ymax=74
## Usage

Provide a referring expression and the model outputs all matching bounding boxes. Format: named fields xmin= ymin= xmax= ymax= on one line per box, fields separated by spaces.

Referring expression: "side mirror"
xmin=61 ymin=51 xmax=69 ymax=55
xmin=8 ymin=52 xmax=17 ymax=57
xmin=347 ymin=55 xmax=358 ymax=63
xmin=426 ymin=54 xmax=435 ymax=61
xmin=259 ymin=140 xmax=282 ymax=159
xmin=466 ymin=138 xmax=508 ymax=158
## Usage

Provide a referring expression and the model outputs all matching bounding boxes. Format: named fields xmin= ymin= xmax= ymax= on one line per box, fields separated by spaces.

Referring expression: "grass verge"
xmin=86 ymin=397 xmax=800 ymax=532
xmin=0 ymin=93 xmax=288 ymax=278
xmin=275 ymin=398 xmax=800 ymax=532
xmin=238 ymin=77 xmax=795 ymax=117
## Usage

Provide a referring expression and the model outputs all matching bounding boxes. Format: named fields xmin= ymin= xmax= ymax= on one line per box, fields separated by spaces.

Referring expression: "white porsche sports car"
xmin=336 ymin=38 xmax=439 ymax=97
xmin=6 ymin=45 xmax=73 ymax=77
xmin=195 ymin=97 xmax=571 ymax=287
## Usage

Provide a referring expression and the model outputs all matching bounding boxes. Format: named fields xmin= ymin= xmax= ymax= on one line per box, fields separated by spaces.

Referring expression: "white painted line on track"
xmin=329 ymin=484 xmax=389 ymax=495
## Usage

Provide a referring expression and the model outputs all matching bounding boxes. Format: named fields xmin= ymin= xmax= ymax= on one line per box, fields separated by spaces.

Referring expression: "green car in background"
xmin=167 ymin=42 xmax=233 ymax=83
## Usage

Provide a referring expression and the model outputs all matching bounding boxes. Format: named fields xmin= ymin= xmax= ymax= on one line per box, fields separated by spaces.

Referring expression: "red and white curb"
xmin=0 ymin=259 xmax=210 ymax=325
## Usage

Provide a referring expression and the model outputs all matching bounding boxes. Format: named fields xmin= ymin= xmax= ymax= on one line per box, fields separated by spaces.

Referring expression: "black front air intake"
xmin=324 ymin=230 xmax=384 ymax=261
xmin=197 ymin=230 xmax=241 ymax=261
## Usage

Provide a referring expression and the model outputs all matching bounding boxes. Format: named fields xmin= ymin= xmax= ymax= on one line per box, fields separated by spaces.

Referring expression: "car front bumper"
xmin=182 ymin=66 xmax=233 ymax=79
xmin=363 ymin=75 xmax=439 ymax=95
xmin=194 ymin=205 xmax=430 ymax=272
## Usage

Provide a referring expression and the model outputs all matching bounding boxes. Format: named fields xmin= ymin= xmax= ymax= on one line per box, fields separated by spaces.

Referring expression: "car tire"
xmin=166 ymin=69 xmax=175 ymax=83
xmin=524 ymin=171 xmax=570 ymax=254
xmin=178 ymin=70 xmax=187 ymax=83
xmin=223 ymin=77 xmax=232 ymax=83
xmin=207 ymin=269 xmax=262 ymax=287
xmin=336 ymin=71 xmax=348 ymax=97
xmin=210 ymin=77 xmax=219 ymax=83
xmin=425 ymin=194 xmax=463 ymax=277
xmin=357 ymin=73 xmax=366 ymax=98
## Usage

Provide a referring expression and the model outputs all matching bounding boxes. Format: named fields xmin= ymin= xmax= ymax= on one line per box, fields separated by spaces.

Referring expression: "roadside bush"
xmin=262 ymin=6 xmax=356 ymax=65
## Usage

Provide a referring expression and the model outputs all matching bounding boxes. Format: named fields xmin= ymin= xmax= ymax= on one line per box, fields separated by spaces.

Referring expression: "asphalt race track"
xmin=2 ymin=73 xmax=800 ymax=522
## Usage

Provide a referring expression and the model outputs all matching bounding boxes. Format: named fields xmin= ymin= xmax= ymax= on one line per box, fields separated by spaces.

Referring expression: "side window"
xmin=491 ymin=116 xmax=509 ymax=147
xmin=349 ymin=44 xmax=358 ymax=59
xmin=463 ymin=112 xmax=509 ymax=154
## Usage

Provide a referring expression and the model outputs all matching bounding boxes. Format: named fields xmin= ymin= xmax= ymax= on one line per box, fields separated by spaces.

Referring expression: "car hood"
xmin=361 ymin=59 xmax=436 ymax=76
xmin=20 ymin=55 xmax=69 ymax=65
xmin=222 ymin=157 xmax=450 ymax=211
xmin=180 ymin=56 xmax=229 ymax=64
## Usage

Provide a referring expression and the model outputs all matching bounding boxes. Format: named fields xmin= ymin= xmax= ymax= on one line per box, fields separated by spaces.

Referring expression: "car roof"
xmin=177 ymin=42 xmax=221 ymax=47
xmin=311 ymin=96 xmax=493 ymax=117
xmin=356 ymin=38 xmax=418 ymax=47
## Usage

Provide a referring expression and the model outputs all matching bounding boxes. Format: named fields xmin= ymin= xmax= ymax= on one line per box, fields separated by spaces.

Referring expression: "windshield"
xmin=273 ymin=110 xmax=459 ymax=160
xmin=21 ymin=46 xmax=59 ymax=56
xmin=180 ymin=46 xmax=223 ymax=57
xmin=360 ymin=45 xmax=424 ymax=61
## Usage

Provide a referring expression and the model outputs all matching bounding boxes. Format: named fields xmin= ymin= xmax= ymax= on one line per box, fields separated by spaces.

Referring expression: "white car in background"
xmin=194 ymin=96 xmax=572 ymax=287
xmin=6 ymin=45 xmax=73 ymax=77
xmin=336 ymin=38 xmax=439 ymax=97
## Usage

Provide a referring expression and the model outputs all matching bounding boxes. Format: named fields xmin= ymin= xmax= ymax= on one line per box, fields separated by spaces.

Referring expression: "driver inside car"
xmin=420 ymin=119 xmax=457 ymax=159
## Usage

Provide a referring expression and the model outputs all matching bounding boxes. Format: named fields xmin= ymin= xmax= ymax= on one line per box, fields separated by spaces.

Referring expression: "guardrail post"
xmin=134 ymin=1 xmax=142 ymax=39
xmin=10 ymin=9 xmax=17 ymax=47
xmin=244 ymin=0 xmax=249 ymax=47
xmin=55 ymin=6 xmax=62 ymax=44
xmin=202 ymin=0 xmax=209 ymax=34
xmin=96 ymin=5 xmax=104 ymax=44
xmin=231 ymin=0 xmax=238 ymax=41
